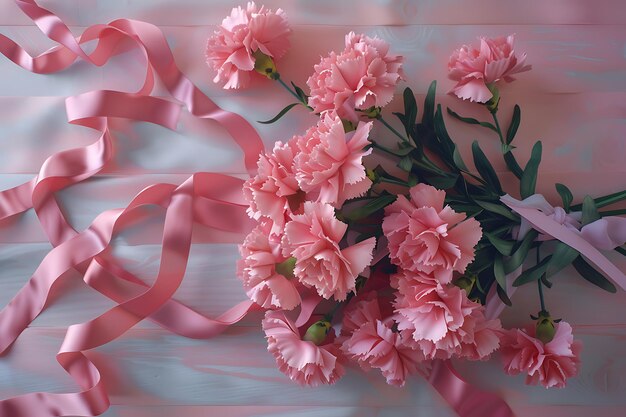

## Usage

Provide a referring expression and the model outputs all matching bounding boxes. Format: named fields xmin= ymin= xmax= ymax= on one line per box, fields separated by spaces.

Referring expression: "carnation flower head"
xmin=307 ymin=32 xmax=404 ymax=121
xmin=294 ymin=112 xmax=373 ymax=207
xmin=237 ymin=222 xmax=301 ymax=310
xmin=282 ymin=201 xmax=376 ymax=301
xmin=392 ymin=273 xmax=502 ymax=360
xmin=501 ymin=321 xmax=581 ymax=388
xmin=448 ymin=35 xmax=531 ymax=103
xmin=340 ymin=293 xmax=425 ymax=386
xmin=206 ymin=2 xmax=292 ymax=89
xmin=243 ymin=138 xmax=303 ymax=235
xmin=262 ymin=310 xmax=344 ymax=386
xmin=382 ymin=183 xmax=482 ymax=284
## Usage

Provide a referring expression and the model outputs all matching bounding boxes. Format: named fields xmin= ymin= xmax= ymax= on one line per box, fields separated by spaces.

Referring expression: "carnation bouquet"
xmin=208 ymin=2 xmax=626 ymax=390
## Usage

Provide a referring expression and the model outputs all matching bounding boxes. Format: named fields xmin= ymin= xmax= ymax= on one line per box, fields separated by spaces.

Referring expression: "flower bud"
xmin=341 ymin=118 xmax=356 ymax=133
xmin=486 ymin=83 xmax=500 ymax=113
xmin=303 ymin=320 xmax=331 ymax=345
xmin=362 ymin=106 xmax=381 ymax=119
xmin=275 ymin=257 xmax=296 ymax=279
xmin=535 ymin=311 xmax=556 ymax=344
xmin=253 ymin=50 xmax=278 ymax=80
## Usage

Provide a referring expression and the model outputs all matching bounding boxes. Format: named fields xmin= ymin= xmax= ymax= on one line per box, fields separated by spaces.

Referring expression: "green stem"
xmin=380 ymin=176 xmax=410 ymax=187
xmin=599 ymin=208 xmax=626 ymax=217
xmin=275 ymin=75 xmax=313 ymax=110
xmin=537 ymin=246 xmax=547 ymax=313
xmin=491 ymin=111 xmax=523 ymax=179
xmin=370 ymin=141 xmax=404 ymax=157
xmin=378 ymin=116 xmax=409 ymax=143
xmin=616 ymin=246 xmax=626 ymax=256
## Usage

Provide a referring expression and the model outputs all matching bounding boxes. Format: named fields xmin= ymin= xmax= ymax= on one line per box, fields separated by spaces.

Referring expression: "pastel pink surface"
xmin=0 ymin=1 xmax=624 ymax=417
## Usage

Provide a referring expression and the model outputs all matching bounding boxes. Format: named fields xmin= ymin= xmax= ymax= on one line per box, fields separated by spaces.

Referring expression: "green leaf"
xmin=291 ymin=81 xmax=308 ymax=102
xmin=581 ymin=195 xmax=600 ymax=226
xmin=555 ymin=183 xmax=573 ymax=212
xmin=485 ymin=233 xmax=516 ymax=256
xmin=474 ymin=200 xmax=518 ymax=221
xmin=402 ymin=87 xmax=417 ymax=136
xmin=615 ymin=246 xmax=626 ymax=256
xmin=513 ymin=255 xmax=552 ymax=286
xmin=344 ymin=194 xmax=397 ymax=221
xmin=520 ymin=141 xmax=542 ymax=199
xmin=572 ymin=256 xmax=617 ymax=293
xmin=546 ymin=242 xmax=579 ymax=277
xmin=506 ymin=105 xmax=521 ymax=144
xmin=424 ymin=173 xmax=459 ymax=190
xmin=570 ymin=190 xmax=626 ymax=211
xmin=447 ymin=108 xmax=497 ymax=132
xmin=257 ymin=103 xmax=300 ymax=124
xmin=471 ymin=141 xmax=503 ymax=194
xmin=452 ymin=145 xmax=469 ymax=172
xmin=422 ymin=80 xmax=437 ymax=126
xmin=494 ymin=255 xmax=507 ymax=289
xmin=397 ymin=156 xmax=413 ymax=172
xmin=496 ymin=284 xmax=512 ymax=306
xmin=504 ymin=230 xmax=538 ymax=273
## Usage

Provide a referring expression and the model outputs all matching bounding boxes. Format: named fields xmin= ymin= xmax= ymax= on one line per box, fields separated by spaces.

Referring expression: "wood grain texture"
xmin=0 ymin=0 xmax=624 ymax=416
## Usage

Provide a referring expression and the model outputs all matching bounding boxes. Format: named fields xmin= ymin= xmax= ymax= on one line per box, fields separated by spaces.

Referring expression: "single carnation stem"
xmin=274 ymin=75 xmax=313 ymax=110
xmin=377 ymin=116 xmax=409 ymax=143
xmin=490 ymin=110 xmax=523 ymax=179
xmin=536 ymin=246 xmax=547 ymax=313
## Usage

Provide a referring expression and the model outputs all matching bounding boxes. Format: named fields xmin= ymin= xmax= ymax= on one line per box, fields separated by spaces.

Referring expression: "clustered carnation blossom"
xmin=307 ymin=32 xmax=404 ymax=121
xmin=294 ymin=113 xmax=373 ymax=207
xmin=262 ymin=310 xmax=344 ymax=386
xmin=500 ymin=321 xmax=582 ymax=388
xmin=340 ymin=294 xmax=425 ymax=386
xmin=382 ymin=183 xmax=482 ymax=284
xmin=448 ymin=35 xmax=531 ymax=103
xmin=282 ymin=201 xmax=376 ymax=301
xmin=206 ymin=2 xmax=291 ymax=89
xmin=237 ymin=222 xmax=300 ymax=310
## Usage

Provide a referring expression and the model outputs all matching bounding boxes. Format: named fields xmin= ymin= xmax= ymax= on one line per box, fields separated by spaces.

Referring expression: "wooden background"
xmin=0 ymin=1 xmax=625 ymax=416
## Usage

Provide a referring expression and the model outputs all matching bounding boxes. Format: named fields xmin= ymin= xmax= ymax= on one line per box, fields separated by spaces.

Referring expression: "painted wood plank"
xmin=0 ymin=240 xmax=624 ymax=329
xmin=0 ymin=92 xmax=623 ymax=180
xmin=0 ymin=25 xmax=624 ymax=97
xmin=1 ymin=0 xmax=625 ymax=26
xmin=0 ymin=326 xmax=625 ymax=408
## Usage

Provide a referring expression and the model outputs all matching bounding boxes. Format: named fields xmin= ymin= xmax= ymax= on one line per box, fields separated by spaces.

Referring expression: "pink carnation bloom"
xmin=392 ymin=274 xmax=501 ymax=360
xmin=206 ymin=2 xmax=291 ymax=89
xmin=341 ymin=294 xmax=424 ymax=386
xmin=243 ymin=139 xmax=301 ymax=235
xmin=307 ymin=32 xmax=404 ymax=121
xmin=262 ymin=310 xmax=344 ymax=386
xmin=294 ymin=113 xmax=373 ymax=207
xmin=282 ymin=201 xmax=376 ymax=301
xmin=448 ymin=35 xmax=531 ymax=103
xmin=501 ymin=321 xmax=582 ymax=388
xmin=382 ymin=184 xmax=482 ymax=284
xmin=237 ymin=222 xmax=301 ymax=310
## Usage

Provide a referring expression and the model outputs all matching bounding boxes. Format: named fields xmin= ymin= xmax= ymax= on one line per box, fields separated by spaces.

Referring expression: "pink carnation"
xmin=243 ymin=139 xmax=302 ymax=235
xmin=501 ymin=321 xmax=582 ymax=388
xmin=282 ymin=201 xmax=376 ymax=301
xmin=448 ymin=35 xmax=531 ymax=103
xmin=307 ymin=32 xmax=404 ymax=121
xmin=262 ymin=310 xmax=344 ymax=386
xmin=392 ymin=274 xmax=501 ymax=360
xmin=206 ymin=2 xmax=291 ymax=89
xmin=382 ymin=184 xmax=482 ymax=284
xmin=294 ymin=113 xmax=373 ymax=207
xmin=341 ymin=295 xmax=424 ymax=386
xmin=237 ymin=223 xmax=300 ymax=310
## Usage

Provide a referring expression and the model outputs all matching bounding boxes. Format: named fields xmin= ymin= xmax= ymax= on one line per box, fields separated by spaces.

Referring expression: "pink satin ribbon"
xmin=501 ymin=194 xmax=626 ymax=289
